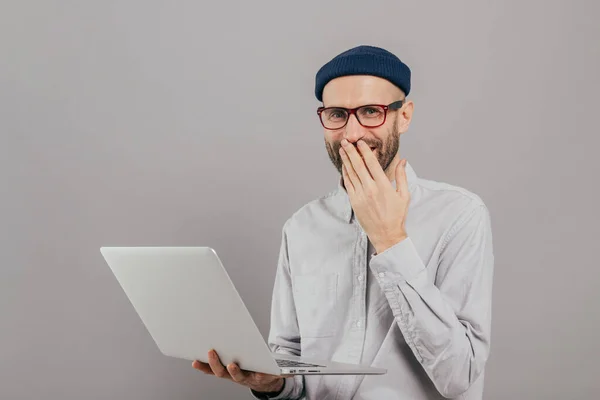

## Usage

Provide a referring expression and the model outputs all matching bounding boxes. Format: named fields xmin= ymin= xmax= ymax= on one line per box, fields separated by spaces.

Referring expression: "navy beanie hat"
xmin=315 ymin=45 xmax=411 ymax=102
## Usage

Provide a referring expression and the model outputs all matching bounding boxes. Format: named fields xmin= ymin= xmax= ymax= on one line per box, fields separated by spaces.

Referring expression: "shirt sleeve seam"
xmin=440 ymin=202 xmax=483 ymax=254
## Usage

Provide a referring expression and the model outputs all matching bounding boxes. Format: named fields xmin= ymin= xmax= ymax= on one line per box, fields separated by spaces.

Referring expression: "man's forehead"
xmin=322 ymin=75 xmax=402 ymax=106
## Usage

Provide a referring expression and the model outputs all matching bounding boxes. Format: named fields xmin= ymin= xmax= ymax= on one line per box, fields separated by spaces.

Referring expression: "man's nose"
xmin=343 ymin=114 xmax=365 ymax=143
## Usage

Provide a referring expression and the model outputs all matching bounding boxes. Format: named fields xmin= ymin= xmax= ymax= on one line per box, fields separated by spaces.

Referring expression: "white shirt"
xmin=251 ymin=161 xmax=495 ymax=399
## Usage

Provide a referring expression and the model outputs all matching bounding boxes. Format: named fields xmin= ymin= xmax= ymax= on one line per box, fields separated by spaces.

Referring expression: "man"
xmin=192 ymin=45 xmax=495 ymax=399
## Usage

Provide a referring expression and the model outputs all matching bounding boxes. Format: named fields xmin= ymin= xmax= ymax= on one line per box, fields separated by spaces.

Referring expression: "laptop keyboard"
xmin=276 ymin=359 xmax=325 ymax=368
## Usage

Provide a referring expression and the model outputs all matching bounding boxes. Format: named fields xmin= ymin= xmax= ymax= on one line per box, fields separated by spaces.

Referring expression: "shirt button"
xmin=356 ymin=321 xmax=362 ymax=328
xmin=378 ymin=272 xmax=385 ymax=278
xmin=357 ymin=275 xmax=363 ymax=282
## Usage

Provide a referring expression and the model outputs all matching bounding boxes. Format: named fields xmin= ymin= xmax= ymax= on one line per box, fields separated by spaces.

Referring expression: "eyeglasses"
xmin=317 ymin=100 xmax=404 ymax=130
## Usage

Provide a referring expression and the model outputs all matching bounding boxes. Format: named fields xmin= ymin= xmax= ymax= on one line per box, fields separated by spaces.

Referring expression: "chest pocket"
xmin=293 ymin=273 xmax=338 ymax=338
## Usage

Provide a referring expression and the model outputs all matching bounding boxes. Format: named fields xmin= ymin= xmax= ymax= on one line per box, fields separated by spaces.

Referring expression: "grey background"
xmin=1 ymin=1 xmax=598 ymax=399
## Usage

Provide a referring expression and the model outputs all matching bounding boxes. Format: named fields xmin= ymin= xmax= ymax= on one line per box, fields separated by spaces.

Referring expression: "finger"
xmin=192 ymin=360 xmax=215 ymax=375
xmin=357 ymin=140 xmax=387 ymax=184
xmin=340 ymin=139 xmax=374 ymax=186
xmin=395 ymin=159 xmax=409 ymax=197
xmin=339 ymin=146 xmax=361 ymax=190
xmin=341 ymin=164 xmax=355 ymax=194
xmin=208 ymin=350 xmax=231 ymax=379
xmin=226 ymin=363 xmax=249 ymax=384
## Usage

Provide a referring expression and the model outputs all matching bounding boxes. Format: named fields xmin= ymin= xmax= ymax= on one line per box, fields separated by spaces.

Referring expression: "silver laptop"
xmin=100 ymin=246 xmax=386 ymax=376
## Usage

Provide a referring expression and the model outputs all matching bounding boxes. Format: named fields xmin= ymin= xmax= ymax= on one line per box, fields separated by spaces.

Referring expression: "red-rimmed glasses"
xmin=317 ymin=100 xmax=404 ymax=130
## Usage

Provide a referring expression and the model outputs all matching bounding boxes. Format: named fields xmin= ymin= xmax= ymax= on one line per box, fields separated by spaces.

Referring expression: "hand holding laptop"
xmin=192 ymin=349 xmax=288 ymax=394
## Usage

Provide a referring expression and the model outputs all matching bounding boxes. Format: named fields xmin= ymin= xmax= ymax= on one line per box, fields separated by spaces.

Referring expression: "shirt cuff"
xmin=369 ymin=236 xmax=426 ymax=285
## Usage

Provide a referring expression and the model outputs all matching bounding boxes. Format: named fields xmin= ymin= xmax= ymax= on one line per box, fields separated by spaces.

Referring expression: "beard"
xmin=325 ymin=123 xmax=400 ymax=179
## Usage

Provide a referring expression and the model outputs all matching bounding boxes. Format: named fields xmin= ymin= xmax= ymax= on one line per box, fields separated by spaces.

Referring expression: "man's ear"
xmin=397 ymin=100 xmax=414 ymax=133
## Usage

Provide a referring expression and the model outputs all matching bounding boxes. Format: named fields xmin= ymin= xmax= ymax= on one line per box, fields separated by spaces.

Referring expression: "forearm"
xmin=370 ymin=205 xmax=494 ymax=397
xmin=385 ymin=266 xmax=490 ymax=397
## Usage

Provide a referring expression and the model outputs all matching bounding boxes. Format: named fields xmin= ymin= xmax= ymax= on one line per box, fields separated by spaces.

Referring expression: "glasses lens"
xmin=321 ymin=108 xmax=348 ymax=129
xmin=320 ymin=105 xmax=387 ymax=129
xmin=356 ymin=106 xmax=385 ymax=127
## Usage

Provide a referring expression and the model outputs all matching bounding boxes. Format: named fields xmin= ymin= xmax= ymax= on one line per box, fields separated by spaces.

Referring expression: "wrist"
xmin=255 ymin=377 xmax=285 ymax=395
xmin=374 ymin=233 xmax=408 ymax=254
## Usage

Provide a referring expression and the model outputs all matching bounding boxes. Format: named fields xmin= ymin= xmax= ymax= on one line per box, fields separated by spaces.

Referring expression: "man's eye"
xmin=327 ymin=110 xmax=346 ymax=120
xmin=360 ymin=107 xmax=382 ymax=116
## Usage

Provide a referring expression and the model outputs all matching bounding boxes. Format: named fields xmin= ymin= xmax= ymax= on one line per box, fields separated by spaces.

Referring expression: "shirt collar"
xmin=331 ymin=160 xmax=418 ymax=223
